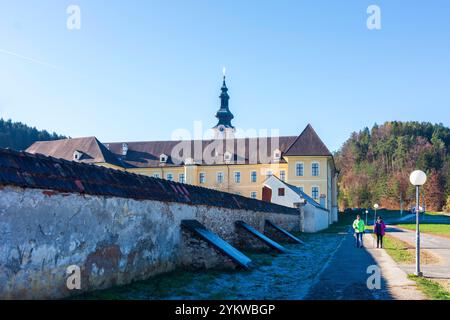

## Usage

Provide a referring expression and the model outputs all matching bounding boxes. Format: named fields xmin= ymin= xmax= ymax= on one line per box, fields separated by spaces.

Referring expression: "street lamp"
xmin=365 ymin=210 xmax=369 ymax=225
xmin=410 ymin=170 xmax=427 ymax=277
xmin=373 ymin=203 xmax=379 ymax=226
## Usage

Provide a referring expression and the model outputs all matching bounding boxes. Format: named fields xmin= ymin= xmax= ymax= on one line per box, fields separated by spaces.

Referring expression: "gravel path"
xmin=80 ymin=233 xmax=343 ymax=300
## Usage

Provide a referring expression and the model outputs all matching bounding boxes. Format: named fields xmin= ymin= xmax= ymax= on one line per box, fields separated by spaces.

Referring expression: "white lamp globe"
xmin=374 ymin=203 xmax=379 ymax=209
xmin=410 ymin=170 xmax=427 ymax=186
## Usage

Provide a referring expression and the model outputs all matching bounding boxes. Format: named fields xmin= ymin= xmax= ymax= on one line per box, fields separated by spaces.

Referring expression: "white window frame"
xmin=153 ymin=173 xmax=160 ymax=178
xmin=266 ymin=169 xmax=273 ymax=178
xmin=250 ymin=170 xmax=257 ymax=183
xmin=298 ymin=185 xmax=304 ymax=193
xmin=178 ymin=173 xmax=185 ymax=183
xmin=234 ymin=171 xmax=241 ymax=183
xmin=216 ymin=171 xmax=224 ymax=183
xmin=296 ymin=162 xmax=304 ymax=177
xmin=250 ymin=191 xmax=257 ymax=199
xmin=279 ymin=170 xmax=286 ymax=181
xmin=311 ymin=186 xmax=320 ymax=200
xmin=199 ymin=172 xmax=206 ymax=184
xmin=273 ymin=149 xmax=281 ymax=161
xmin=312 ymin=161 xmax=320 ymax=177
xmin=160 ymin=154 xmax=168 ymax=163
xmin=166 ymin=173 xmax=173 ymax=181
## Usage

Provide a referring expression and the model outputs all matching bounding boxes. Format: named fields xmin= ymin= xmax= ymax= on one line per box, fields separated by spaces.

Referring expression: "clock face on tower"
xmin=218 ymin=125 xmax=225 ymax=132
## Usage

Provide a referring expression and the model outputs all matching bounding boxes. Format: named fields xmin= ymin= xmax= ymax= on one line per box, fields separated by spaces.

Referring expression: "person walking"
xmin=352 ymin=215 xmax=365 ymax=248
xmin=374 ymin=216 xmax=386 ymax=249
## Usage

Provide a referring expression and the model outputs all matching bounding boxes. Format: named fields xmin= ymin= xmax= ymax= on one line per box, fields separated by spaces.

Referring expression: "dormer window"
xmin=224 ymin=151 xmax=232 ymax=163
xmin=160 ymin=154 xmax=168 ymax=163
xmin=273 ymin=149 xmax=281 ymax=161
xmin=73 ymin=150 xmax=83 ymax=162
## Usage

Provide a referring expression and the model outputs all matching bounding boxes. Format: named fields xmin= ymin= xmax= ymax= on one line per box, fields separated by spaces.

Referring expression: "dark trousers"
xmin=376 ymin=234 xmax=383 ymax=248
xmin=355 ymin=232 xmax=363 ymax=248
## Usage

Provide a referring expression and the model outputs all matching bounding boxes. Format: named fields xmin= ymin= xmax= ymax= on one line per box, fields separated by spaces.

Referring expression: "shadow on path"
xmin=305 ymin=230 xmax=393 ymax=300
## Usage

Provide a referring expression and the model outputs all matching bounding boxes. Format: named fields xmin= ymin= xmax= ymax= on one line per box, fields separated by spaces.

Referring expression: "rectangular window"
xmin=296 ymin=162 xmax=304 ymax=176
xmin=166 ymin=173 xmax=173 ymax=181
xmin=250 ymin=171 xmax=257 ymax=183
xmin=312 ymin=162 xmax=320 ymax=176
xmin=266 ymin=170 xmax=273 ymax=178
xmin=178 ymin=173 xmax=185 ymax=183
xmin=153 ymin=173 xmax=160 ymax=178
xmin=280 ymin=170 xmax=286 ymax=181
xmin=250 ymin=191 xmax=257 ymax=199
xmin=217 ymin=172 xmax=224 ymax=183
xmin=278 ymin=188 xmax=285 ymax=196
xmin=298 ymin=186 xmax=304 ymax=193
xmin=312 ymin=186 xmax=319 ymax=200
xmin=234 ymin=171 xmax=241 ymax=183
xmin=199 ymin=173 xmax=206 ymax=184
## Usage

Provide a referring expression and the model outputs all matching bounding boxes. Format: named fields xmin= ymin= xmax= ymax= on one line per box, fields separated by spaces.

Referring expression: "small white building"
xmin=263 ymin=175 xmax=336 ymax=233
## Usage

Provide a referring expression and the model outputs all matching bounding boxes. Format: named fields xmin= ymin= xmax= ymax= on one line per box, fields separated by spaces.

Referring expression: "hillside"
xmin=0 ymin=118 xmax=67 ymax=151
xmin=336 ymin=121 xmax=450 ymax=212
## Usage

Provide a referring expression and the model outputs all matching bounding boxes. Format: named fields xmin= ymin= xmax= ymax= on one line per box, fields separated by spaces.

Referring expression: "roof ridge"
xmin=106 ymin=135 xmax=298 ymax=145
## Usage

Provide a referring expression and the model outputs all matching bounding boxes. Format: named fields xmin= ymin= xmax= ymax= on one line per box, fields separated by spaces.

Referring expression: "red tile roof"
xmin=0 ymin=148 xmax=298 ymax=215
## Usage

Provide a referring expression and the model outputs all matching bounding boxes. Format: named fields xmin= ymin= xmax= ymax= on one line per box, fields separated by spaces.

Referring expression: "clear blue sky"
xmin=1 ymin=0 xmax=449 ymax=152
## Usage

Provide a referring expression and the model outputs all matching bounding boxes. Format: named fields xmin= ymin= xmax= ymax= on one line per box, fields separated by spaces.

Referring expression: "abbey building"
xmin=27 ymin=76 xmax=338 ymax=220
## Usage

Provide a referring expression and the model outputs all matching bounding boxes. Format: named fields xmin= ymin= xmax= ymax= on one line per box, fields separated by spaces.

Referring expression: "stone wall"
xmin=0 ymin=186 xmax=299 ymax=299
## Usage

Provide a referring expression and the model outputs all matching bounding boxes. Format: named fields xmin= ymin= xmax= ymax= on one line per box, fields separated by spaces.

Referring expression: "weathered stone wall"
xmin=0 ymin=186 xmax=299 ymax=299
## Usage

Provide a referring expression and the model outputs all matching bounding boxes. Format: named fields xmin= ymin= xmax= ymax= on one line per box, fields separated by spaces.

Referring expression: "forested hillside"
xmin=0 ymin=118 xmax=67 ymax=151
xmin=336 ymin=122 xmax=450 ymax=212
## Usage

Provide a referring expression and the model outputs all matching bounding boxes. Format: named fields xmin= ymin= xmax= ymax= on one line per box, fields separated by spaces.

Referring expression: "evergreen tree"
xmin=0 ymin=118 xmax=67 ymax=151
xmin=336 ymin=121 xmax=450 ymax=211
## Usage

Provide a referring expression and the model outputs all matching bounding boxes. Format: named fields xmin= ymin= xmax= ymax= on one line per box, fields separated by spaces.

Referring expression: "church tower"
xmin=213 ymin=69 xmax=235 ymax=139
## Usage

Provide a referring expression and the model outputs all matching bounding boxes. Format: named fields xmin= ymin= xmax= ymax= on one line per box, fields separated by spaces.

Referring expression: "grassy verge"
xmin=408 ymin=275 xmax=450 ymax=300
xmin=395 ymin=224 xmax=450 ymax=238
xmin=372 ymin=234 xmax=438 ymax=265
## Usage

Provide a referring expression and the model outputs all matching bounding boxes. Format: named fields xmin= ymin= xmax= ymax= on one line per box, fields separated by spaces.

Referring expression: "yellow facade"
xmin=124 ymin=157 xmax=334 ymax=206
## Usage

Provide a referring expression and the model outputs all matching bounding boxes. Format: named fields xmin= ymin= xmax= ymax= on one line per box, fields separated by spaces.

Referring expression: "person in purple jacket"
xmin=374 ymin=216 xmax=386 ymax=248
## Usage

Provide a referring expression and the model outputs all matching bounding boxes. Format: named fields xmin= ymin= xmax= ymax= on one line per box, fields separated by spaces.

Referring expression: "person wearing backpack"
xmin=352 ymin=214 xmax=365 ymax=248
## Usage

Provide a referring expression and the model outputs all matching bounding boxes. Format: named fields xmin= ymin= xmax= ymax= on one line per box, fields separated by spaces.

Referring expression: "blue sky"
xmin=0 ymin=0 xmax=449 ymax=152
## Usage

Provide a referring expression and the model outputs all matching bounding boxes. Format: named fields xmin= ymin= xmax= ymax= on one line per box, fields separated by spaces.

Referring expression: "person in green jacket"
xmin=352 ymin=215 xmax=365 ymax=248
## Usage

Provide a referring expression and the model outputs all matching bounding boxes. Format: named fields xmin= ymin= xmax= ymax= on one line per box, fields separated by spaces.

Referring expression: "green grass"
xmin=381 ymin=235 xmax=416 ymax=264
xmin=373 ymin=234 xmax=438 ymax=265
xmin=396 ymin=224 xmax=450 ymax=237
xmin=408 ymin=275 xmax=450 ymax=300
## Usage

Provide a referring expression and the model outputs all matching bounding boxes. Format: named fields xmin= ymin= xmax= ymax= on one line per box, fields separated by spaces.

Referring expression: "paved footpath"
xmin=388 ymin=227 xmax=450 ymax=279
xmin=305 ymin=229 xmax=425 ymax=300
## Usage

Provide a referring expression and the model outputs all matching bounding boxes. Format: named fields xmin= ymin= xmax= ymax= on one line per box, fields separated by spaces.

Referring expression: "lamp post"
xmin=410 ymin=170 xmax=427 ymax=277
xmin=373 ymin=203 xmax=379 ymax=226
xmin=365 ymin=210 xmax=369 ymax=225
